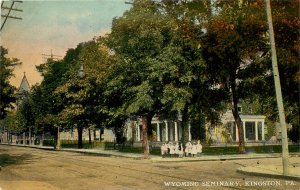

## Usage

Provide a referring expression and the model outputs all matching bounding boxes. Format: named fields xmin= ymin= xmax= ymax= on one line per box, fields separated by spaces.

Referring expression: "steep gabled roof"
xmin=18 ymin=72 xmax=30 ymax=93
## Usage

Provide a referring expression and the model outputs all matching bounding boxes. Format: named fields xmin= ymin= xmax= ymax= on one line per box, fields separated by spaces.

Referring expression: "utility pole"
xmin=265 ymin=0 xmax=289 ymax=176
xmin=42 ymin=50 xmax=62 ymax=61
xmin=1 ymin=1 xmax=23 ymax=31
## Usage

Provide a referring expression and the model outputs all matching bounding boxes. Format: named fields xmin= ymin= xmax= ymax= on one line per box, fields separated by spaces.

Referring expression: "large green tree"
xmin=34 ymin=56 xmax=71 ymax=149
xmin=162 ymin=0 xmax=229 ymax=141
xmin=0 ymin=46 xmax=21 ymax=119
xmin=107 ymin=1 xmax=183 ymax=158
xmin=15 ymin=96 xmax=37 ymax=144
xmin=200 ymin=0 xmax=299 ymax=152
xmin=263 ymin=0 xmax=299 ymax=127
xmin=107 ymin=0 xmax=211 ymax=157
xmin=201 ymin=1 xmax=269 ymax=153
xmin=56 ymin=38 xmax=111 ymax=148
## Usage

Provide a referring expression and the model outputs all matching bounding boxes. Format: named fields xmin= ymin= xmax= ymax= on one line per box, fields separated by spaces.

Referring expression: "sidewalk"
xmin=0 ymin=143 xmax=157 ymax=159
xmin=150 ymin=153 xmax=282 ymax=162
xmin=237 ymin=164 xmax=300 ymax=182
xmin=2 ymin=143 xmax=300 ymax=181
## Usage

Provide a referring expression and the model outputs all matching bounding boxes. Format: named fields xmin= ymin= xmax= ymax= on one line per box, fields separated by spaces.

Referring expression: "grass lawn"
xmin=115 ymin=144 xmax=300 ymax=156
xmin=41 ymin=139 xmax=300 ymax=155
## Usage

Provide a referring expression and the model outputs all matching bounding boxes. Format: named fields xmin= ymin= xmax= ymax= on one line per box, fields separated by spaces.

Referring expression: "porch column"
xmin=255 ymin=121 xmax=258 ymax=141
xmin=156 ymin=123 xmax=160 ymax=142
xmin=188 ymin=123 xmax=191 ymax=141
xmin=126 ymin=125 xmax=129 ymax=140
xmin=136 ymin=122 xmax=140 ymax=141
xmin=164 ymin=121 xmax=168 ymax=142
xmin=243 ymin=121 xmax=246 ymax=142
xmin=262 ymin=121 xmax=265 ymax=141
xmin=174 ymin=122 xmax=178 ymax=142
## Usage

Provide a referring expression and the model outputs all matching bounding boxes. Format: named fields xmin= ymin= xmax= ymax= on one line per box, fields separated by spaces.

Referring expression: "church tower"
xmin=16 ymin=72 xmax=30 ymax=108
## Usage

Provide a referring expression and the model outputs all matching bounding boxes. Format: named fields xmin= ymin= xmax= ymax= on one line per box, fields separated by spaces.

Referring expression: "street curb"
xmin=0 ymin=143 xmax=146 ymax=159
xmin=0 ymin=143 xmax=54 ymax=151
xmin=62 ymin=149 xmax=145 ymax=159
xmin=150 ymin=155 xmax=281 ymax=162
xmin=236 ymin=168 xmax=300 ymax=182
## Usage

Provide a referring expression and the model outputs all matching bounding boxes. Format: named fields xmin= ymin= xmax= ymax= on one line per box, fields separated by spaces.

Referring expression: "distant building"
xmin=1 ymin=73 xmax=31 ymax=144
xmin=16 ymin=72 xmax=31 ymax=108
xmin=125 ymin=116 xmax=184 ymax=144
xmin=124 ymin=108 xmax=267 ymax=145
xmin=214 ymin=109 xmax=266 ymax=143
xmin=60 ymin=128 xmax=116 ymax=142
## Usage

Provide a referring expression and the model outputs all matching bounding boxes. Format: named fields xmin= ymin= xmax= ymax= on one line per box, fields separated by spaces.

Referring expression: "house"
xmin=125 ymin=116 xmax=186 ymax=144
xmin=212 ymin=109 xmax=266 ymax=143
xmin=124 ymin=109 xmax=266 ymax=145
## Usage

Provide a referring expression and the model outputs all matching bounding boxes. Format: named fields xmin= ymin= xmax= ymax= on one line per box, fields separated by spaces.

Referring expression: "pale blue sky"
xmin=1 ymin=0 xmax=130 ymax=87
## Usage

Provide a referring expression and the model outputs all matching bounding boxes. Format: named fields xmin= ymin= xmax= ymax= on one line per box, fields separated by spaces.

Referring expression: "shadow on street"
xmin=0 ymin=153 xmax=33 ymax=167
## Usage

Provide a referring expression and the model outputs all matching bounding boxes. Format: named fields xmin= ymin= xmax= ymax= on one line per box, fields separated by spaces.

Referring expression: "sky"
xmin=1 ymin=0 xmax=131 ymax=88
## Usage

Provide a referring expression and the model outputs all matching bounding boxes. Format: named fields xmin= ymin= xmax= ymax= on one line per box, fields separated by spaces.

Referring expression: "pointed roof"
xmin=18 ymin=72 xmax=30 ymax=93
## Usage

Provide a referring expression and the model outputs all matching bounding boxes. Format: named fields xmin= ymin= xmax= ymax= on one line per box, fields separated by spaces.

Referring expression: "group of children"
xmin=160 ymin=140 xmax=202 ymax=158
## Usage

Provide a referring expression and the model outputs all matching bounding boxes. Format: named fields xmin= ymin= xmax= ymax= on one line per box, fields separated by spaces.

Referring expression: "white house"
xmin=124 ymin=110 xmax=266 ymax=144
xmin=216 ymin=110 xmax=266 ymax=143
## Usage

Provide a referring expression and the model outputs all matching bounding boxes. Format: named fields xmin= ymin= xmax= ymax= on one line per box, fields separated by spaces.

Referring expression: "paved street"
xmin=0 ymin=145 xmax=299 ymax=190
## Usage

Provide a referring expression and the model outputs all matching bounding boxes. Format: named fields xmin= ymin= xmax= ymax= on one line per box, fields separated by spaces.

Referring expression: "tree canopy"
xmin=8 ymin=0 xmax=299 ymax=151
xmin=0 ymin=46 xmax=21 ymax=119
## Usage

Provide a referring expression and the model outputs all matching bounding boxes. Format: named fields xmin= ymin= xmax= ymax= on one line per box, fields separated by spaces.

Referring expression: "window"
xmin=238 ymin=106 xmax=242 ymax=113
xmin=245 ymin=122 xmax=255 ymax=140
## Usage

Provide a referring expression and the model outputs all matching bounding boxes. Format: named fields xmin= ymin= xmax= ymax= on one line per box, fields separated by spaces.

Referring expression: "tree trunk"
xmin=56 ymin=126 xmax=61 ymax=150
xmin=100 ymin=128 xmax=102 ymax=142
xmin=142 ymin=115 xmax=149 ymax=159
xmin=7 ymin=131 xmax=9 ymax=144
xmin=181 ymin=104 xmax=189 ymax=143
xmin=40 ymin=131 xmax=44 ymax=146
xmin=88 ymin=128 xmax=91 ymax=145
xmin=29 ymin=128 xmax=32 ymax=145
xmin=232 ymin=108 xmax=244 ymax=153
xmin=9 ymin=132 xmax=12 ymax=144
xmin=93 ymin=129 xmax=96 ymax=141
xmin=146 ymin=112 xmax=155 ymax=138
xmin=54 ymin=126 xmax=61 ymax=150
xmin=78 ymin=126 xmax=83 ymax=149
xmin=23 ymin=132 xmax=25 ymax=145
xmin=231 ymin=78 xmax=245 ymax=154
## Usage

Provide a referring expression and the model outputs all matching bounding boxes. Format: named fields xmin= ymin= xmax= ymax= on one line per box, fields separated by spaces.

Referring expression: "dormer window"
xmin=237 ymin=105 xmax=242 ymax=113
